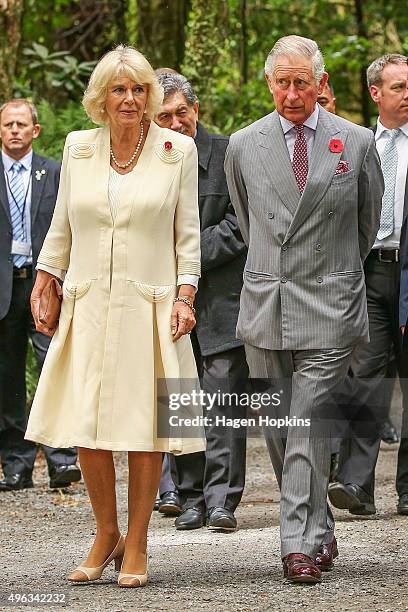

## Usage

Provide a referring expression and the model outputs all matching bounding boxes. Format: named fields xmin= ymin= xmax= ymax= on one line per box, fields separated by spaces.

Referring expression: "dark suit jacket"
xmin=193 ymin=123 xmax=247 ymax=356
xmin=0 ymin=152 xmax=61 ymax=319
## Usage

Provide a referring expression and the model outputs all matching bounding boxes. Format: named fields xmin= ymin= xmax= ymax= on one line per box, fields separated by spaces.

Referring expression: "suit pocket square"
xmin=335 ymin=160 xmax=350 ymax=174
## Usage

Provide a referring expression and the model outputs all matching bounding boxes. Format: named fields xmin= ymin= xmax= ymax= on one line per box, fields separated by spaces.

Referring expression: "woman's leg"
xmin=122 ymin=451 xmax=163 ymax=574
xmin=70 ymin=448 xmax=121 ymax=573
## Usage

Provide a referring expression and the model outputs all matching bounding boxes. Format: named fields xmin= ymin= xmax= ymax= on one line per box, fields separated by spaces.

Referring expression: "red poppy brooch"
xmin=155 ymin=140 xmax=183 ymax=163
xmin=329 ymin=139 xmax=344 ymax=153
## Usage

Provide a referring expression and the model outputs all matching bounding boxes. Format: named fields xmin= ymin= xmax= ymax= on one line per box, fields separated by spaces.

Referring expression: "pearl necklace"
xmin=110 ymin=122 xmax=144 ymax=169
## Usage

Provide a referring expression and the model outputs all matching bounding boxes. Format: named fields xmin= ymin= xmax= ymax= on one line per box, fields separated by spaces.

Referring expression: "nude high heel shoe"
xmin=67 ymin=535 xmax=125 ymax=583
xmin=118 ymin=555 xmax=148 ymax=588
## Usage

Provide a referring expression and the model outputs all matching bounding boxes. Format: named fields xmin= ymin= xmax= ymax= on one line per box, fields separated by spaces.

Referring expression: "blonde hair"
xmin=83 ymin=45 xmax=163 ymax=124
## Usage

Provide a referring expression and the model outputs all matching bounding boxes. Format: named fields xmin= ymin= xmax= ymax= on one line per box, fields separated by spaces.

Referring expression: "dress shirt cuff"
xmin=177 ymin=274 xmax=199 ymax=290
xmin=36 ymin=263 xmax=66 ymax=281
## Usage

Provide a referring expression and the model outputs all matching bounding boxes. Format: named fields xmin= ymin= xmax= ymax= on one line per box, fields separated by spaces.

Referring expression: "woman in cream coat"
xmin=27 ymin=46 xmax=205 ymax=588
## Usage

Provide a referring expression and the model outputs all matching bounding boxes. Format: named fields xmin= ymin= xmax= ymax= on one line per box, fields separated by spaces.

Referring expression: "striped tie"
xmin=377 ymin=128 xmax=400 ymax=240
xmin=9 ymin=161 xmax=28 ymax=268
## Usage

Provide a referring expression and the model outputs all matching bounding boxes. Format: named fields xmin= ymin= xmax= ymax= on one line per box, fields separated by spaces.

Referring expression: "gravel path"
xmin=1 ymin=432 xmax=407 ymax=611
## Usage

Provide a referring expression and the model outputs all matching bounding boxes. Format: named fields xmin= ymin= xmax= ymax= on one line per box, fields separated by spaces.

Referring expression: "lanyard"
xmin=5 ymin=167 xmax=30 ymax=237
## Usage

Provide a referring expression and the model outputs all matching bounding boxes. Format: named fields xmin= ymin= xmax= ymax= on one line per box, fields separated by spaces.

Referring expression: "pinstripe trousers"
xmin=245 ymin=344 xmax=355 ymax=558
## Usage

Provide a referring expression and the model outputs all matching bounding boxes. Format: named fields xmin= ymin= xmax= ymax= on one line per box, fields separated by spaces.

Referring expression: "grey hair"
xmin=0 ymin=98 xmax=39 ymax=124
xmin=367 ymin=53 xmax=408 ymax=88
xmin=264 ymin=35 xmax=325 ymax=84
xmin=156 ymin=71 xmax=198 ymax=106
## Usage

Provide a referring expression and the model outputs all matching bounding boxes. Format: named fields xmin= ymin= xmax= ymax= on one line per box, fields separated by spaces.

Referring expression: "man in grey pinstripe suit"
xmin=225 ymin=35 xmax=383 ymax=583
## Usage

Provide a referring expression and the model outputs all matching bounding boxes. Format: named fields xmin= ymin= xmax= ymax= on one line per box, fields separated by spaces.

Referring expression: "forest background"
xmin=1 ymin=0 xmax=408 ymax=394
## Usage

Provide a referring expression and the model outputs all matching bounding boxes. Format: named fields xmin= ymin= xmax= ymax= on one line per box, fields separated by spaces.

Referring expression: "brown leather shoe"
xmin=315 ymin=536 xmax=338 ymax=571
xmin=283 ymin=553 xmax=322 ymax=583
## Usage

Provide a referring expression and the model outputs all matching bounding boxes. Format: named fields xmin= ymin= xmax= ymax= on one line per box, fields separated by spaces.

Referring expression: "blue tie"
xmin=377 ymin=128 xmax=400 ymax=240
xmin=9 ymin=161 xmax=28 ymax=268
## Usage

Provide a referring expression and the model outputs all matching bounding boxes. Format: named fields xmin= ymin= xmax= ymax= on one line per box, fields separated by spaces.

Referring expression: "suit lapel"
xmin=285 ymin=110 xmax=348 ymax=242
xmin=257 ymin=111 xmax=300 ymax=216
xmin=0 ymin=156 xmax=11 ymax=224
xmin=31 ymin=153 xmax=47 ymax=227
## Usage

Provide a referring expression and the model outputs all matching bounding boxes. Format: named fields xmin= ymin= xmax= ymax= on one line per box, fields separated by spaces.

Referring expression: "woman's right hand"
xmin=30 ymin=270 xmax=60 ymax=337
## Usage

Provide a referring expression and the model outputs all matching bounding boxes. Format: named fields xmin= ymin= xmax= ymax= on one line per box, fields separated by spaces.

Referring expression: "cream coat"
xmin=26 ymin=122 xmax=206 ymax=453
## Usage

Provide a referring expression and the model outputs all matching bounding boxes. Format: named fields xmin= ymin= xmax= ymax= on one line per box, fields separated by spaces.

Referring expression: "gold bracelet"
xmin=173 ymin=296 xmax=196 ymax=315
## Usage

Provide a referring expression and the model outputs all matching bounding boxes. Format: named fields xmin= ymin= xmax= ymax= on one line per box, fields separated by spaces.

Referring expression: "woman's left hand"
xmin=171 ymin=301 xmax=196 ymax=341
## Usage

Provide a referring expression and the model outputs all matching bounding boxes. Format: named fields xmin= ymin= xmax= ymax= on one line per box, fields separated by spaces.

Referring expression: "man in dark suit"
xmin=329 ymin=54 xmax=408 ymax=516
xmin=0 ymin=99 xmax=81 ymax=491
xmin=155 ymin=73 xmax=249 ymax=531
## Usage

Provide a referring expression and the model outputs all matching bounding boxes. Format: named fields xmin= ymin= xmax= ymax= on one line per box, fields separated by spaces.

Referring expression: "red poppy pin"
xmin=164 ymin=141 xmax=172 ymax=151
xmin=329 ymin=139 xmax=343 ymax=153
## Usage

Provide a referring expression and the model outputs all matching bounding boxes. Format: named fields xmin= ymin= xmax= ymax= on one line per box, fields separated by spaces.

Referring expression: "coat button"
xmin=282 ymin=245 xmax=288 ymax=251
xmin=316 ymin=243 xmax=321 ymax=251
xmin=316 ymin=276 xmax=323 ymax=283
xmin=8 ymin=255 xmax=12 ymax=262
xmin=281 ymin=276 xmax=288 ymax=283
xmin=268 ymin=212 xmax=274 ymax=219
xmin=328 ymin=211 xmax=334 ymax=218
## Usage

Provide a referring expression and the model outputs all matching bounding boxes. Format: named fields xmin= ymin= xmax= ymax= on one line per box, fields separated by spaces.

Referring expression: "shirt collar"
xmin=279 ymin=104 xmax=320 ymax=135
xmin=2 ymin=149 xmax=33 ymax=172
xmin=376 ymin=118 xmax=408 ymax=141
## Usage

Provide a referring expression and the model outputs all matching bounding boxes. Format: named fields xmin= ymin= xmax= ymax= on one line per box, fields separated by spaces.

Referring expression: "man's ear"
xmin=317 ymin=72 xmax=329 ymax=95
xmin=265 ymin=73 xmax=274 ymax=96
xmin=32 ymin=123 xmax=41 ymax=140
xmin=193 ymin=101 xmax=199 ymax=120
xmin=369 ymin=85 xmax=380 ymax=104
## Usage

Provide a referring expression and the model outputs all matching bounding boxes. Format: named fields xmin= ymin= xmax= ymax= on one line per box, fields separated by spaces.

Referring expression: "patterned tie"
xmin=292 ymin=124 xmax=308 ymax=193
xmin=9 ymin=160 xmax=27 ymax=268
xmin=377 ymin=128 xmax=400 ymax=240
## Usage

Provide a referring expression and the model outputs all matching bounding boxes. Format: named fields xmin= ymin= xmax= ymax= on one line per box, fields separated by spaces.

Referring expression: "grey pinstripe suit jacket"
xmin=224 ymin=106 xmax=384 ymax=350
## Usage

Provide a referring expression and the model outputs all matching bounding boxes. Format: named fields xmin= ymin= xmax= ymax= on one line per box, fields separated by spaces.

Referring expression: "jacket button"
xmin=281 ymin=276 xmax=288 ymax=283
xmin=268 ymin=212 xmax=274 ymax=219
xmin=328 ymin=211 xmax=334 ymax=218
xmin=282 ymin=245 xmax=288 ymax=251
xmin=8 ymin=255 xmax=12 ymax=262
xmin=316 ymin=243 xmax=321 ymax=251
xmin=316 ymin=276 xmax=323 ymax=283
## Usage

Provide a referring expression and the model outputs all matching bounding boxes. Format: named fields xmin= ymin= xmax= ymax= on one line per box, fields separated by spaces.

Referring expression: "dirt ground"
xmin=1 ymin=403 xmax=408 ymax=612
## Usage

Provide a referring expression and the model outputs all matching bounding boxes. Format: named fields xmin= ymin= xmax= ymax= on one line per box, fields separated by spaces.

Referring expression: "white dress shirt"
xmin=279 ymin=105 xmax=320 ymax=162
xmin=373 ymin=119 xmax=408 ymax=250
xmin=2 ymin=149 xmax=33 ymax=263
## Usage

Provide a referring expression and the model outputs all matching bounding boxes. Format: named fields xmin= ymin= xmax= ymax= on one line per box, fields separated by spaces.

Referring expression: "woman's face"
xmin=104 ymin=76 xmax=148 ymax=129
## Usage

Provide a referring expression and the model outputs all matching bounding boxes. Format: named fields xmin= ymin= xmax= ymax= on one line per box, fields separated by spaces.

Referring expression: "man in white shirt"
xmin=329 ymin=54 xmax=408 ymax=516
xmin=0 ymin=99 xmax=81 ymax=491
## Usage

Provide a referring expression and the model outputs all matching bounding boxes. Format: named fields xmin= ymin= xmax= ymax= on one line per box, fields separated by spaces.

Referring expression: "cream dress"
xmin=25 ymin=123 xmax=205 ymax=454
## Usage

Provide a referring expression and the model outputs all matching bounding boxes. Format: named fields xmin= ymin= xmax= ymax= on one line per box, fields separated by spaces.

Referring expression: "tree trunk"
xmin=354 ymin=0 xmax=371 ymax=126
xmin=0 ymin=0 xmax=24 ymax=104
xmin=182 ymin=0 xmax=223 ymax=121
xmin=136 ymin=0 xmax=189 ymax=71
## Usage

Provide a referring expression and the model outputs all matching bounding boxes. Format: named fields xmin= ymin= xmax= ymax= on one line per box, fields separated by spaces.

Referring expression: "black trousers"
xmin=0 ymin=274 xmax=77 ymax=477
xmin=336 ymin=256 xmax=408 ymax=498
xmin=169 ymin=344 xmax=249 ymax=513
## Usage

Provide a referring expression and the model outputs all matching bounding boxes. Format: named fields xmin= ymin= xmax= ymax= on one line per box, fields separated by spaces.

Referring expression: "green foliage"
xmin=34 ymin=99 xmax=93 ymax=160
xmin=26 ymin=343 xmax=39 ymax=406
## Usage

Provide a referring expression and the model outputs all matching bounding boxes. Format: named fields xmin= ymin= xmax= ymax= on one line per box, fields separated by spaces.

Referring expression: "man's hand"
xmin=30 ymin=269 xmax=60 ymax=337
xmin=401 ymin=325 xmax=405 ymax=335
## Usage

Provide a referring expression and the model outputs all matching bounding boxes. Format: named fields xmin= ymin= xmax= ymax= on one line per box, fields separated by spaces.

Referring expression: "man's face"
xmin=0 ymin=104 xmax=40 ymax=159
xmin=265 ymin=55 xmax=328 ymax=124
xmin=369 ymin=62 xmax=408 ymax=128
xmin=317 ymin=84 xmax=336 ymax=114
xmin=155 ymin=92 xmax=199 ymax=138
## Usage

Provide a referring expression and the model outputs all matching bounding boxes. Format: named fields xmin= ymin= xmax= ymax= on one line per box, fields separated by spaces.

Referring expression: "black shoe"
xmin=0 ymin=472 xmax=34 ymax=492
xmin=158 ymin=491 xmax=181 ymax=516
xmin=175 ymin=507 xmax=205 ymax=530
xmin=397 ymin=493 xmax=408 ymax=515
xmin=153 ymin=497 xmax=161 ymax=511
xmin=207 ymin=507 xmax=237 ymax=532
xmin=380 ymin=420 xmax=399 ymax=445
xmin=328 ymin=482 xmax=376 ymax=515
xmin=49 ymin=464 xmax=81 ymax=489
